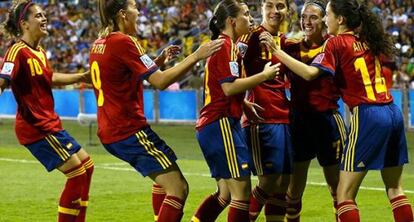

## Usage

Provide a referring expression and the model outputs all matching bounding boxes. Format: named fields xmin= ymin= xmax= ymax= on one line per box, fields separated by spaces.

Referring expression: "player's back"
xmin=314 ymin=32 xmax=393 ymax=109
xmin=90 ymin=33 xmax=158 ymax=143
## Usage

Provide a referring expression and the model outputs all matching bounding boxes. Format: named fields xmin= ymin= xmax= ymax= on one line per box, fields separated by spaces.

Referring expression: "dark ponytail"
xmin=329 ymin=0 xmax=395 ymax=56
xmin=97 ymin=0 xmax=128 ymax=38
xmin=1 ymin=1 xmax=35 ymax=38
xmin=209 ymin=0 xmax=242 ymax=40
xmin=209 ymin=16 xmax=221 ymax=40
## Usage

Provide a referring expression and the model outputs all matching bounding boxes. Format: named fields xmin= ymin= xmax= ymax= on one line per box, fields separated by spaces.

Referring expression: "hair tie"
xmin=212 ymin=15 xmax=218 ymax=24
xmin=16 ymin=1 xmax=34 ymax=29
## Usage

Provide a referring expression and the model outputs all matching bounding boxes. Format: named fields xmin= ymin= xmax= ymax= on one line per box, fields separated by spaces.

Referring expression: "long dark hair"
xmin=97 ymin=0 xmax=128 ymax=38
xmin=209 ymin=0 xmax=242 ymax=40
xmin=329 ymin=0 xmax=395 ymax=56
xmin=1 ymin=0 xmax=36 ymax=38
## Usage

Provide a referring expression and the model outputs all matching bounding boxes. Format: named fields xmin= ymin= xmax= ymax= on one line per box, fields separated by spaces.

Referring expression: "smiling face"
xmin=20 ymin=5 xmax=48 ymax=40
xmin=300 ymin=4 xmax=324 ymax=40
xmin=261 ymin=0 xmax=288 ymax=29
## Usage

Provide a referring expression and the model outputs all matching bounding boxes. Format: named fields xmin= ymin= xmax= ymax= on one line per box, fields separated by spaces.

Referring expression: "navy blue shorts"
xmin=25 ymin=130 xmax=82 ymax=172
xmin=196 ymin=117 xmax=251 ymax=179
xmin=103 ymin=126 xmax=177 ymax=177
xmin=341 ymin=103 xmax=409 ymax=172
xmin=290 ymin=110 xmax=347 ymax=166
xmin=244 ymin=123 xmax=293 ymax=175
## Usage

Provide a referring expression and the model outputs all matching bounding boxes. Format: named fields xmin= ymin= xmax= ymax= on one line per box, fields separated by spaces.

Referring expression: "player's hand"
xmin=262 ymin=62 xmax=281 ymax=80
xmin=194 ymin=39 xmax=225 ymax=60
xmin=158 ymin=45 xmax=182 ymax=65
xmin=81 ymin=70 xmax=91 ymax=84
xmin=259 ymin=32 xmax=280 ymax=54
xmin=243 ymin=100 xmax=264 ymax=123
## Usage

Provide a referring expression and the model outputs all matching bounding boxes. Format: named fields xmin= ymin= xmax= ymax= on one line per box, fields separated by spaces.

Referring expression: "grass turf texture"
xmin=0 ymin=119 xmax=413 ymax=221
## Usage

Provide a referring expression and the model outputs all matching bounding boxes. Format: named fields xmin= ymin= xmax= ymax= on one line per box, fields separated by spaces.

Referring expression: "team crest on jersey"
xmin=0 ymin=62 xmax=14 ymax=76
xmin=312 ymin=53 xmax=325 ymax=64
xmin=140 ymin=54 xmax=155 ymax=69
xmin=229 ymin=62 xmax=239 ymax=77
xmin=237 ymin=42 xmax=248 ymax=57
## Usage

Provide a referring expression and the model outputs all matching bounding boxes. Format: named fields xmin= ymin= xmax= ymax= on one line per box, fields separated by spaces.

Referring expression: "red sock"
xmin=228 ymin=200 xmax=249 ymax=222
xmin=249 ymin=186 xmax=269 ymax=221
xmin=192 ymin=192 xmax=229 ymax=222
xmin=286 ymin=195 xmax=301 ymax=222
xmin=58 ymin=164 xmax=87 ymax=222
xmin=265 ymin=193 xmax=287 ymax=222
xmin=75 ymin=157 xmax=94 ymax=222
xmin=390 ymin=195 xmax=414 ymax=222
xmin=337 ymin=200 xmax=359 ymax=222
xmin=157 ymin=195 xmax=184 ymax=222
xmin=152 ymin=184 xmax=166 ymax=221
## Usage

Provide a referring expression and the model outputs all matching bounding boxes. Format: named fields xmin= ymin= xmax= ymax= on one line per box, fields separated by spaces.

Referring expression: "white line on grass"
xmin=1 ymin=157 xmax=413 ymax=194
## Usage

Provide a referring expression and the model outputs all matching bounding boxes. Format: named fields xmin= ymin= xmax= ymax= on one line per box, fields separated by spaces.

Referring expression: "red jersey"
xmin=284 ymin=38 xmax=340 ymax=112
xmin=238 ymin=26 xmax=290 ymax=126
xmin=0 ymin=41 xmax=62 ymax=144
xmin=311 ymin=32 xmax=393 ymax=109
xmin=89 ymin=33 xmax=158 ymax=144
xmin=196 ymin=34 xmax=244 ymax=130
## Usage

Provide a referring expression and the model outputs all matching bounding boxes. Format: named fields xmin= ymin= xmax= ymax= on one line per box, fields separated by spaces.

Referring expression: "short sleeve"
xmin=310 ymin=38 xmax=336 ymax=76
xmin=0 ymin=45 xmax=22 ymax=81
xmin=118 ymin=36 xmax=159 ymax=80
xmin=210 ymin=44 xmax=239 ymax=84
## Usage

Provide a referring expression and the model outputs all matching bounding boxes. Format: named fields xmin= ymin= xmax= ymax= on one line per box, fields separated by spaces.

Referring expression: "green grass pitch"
xmin=0 ymin=119 xmax=413 ymax=221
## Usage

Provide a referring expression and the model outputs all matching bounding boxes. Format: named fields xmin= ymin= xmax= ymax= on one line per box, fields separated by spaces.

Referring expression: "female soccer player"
xmin=91 ymin=0 xmax=223 ymax=221
xmin=193 ymin=1 xmax=281 ymax=221
xmin=0 ymin=1 xmax=94 ymax=222
xmin=237 ymin=0 xmax=292 ymax=221
xmin=261 ymin=0 xmax=413 ymax=221
xmin=283 ymin=1 xmax=346 ymax=221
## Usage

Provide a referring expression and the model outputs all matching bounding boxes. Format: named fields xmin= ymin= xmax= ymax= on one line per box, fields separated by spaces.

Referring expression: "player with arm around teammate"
xmin=260 ymin=0 xmax=413 ymax=221
xmin=91 ymin=0 xmax=223 ymax=221
xmin=0 ymin=1 xmax=94 ymax=221
xmin=192 ymin=1 xmax=281 ymax=222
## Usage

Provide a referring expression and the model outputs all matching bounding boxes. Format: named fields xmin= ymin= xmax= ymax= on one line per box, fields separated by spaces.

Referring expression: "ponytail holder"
xmin=16 ymin=1 xmax=34 ymax=29
xmin=212 ymin=15 xmax=218 ymax=24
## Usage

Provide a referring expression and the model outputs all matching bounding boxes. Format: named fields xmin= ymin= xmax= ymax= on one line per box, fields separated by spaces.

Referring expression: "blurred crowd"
xmin=0 ymin=0 xmax=413 ymax=89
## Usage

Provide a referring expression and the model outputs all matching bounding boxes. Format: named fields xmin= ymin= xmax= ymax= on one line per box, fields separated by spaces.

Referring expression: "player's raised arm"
xmin=147 ymin=39 xmax=224 ymax=90
xmin=259 ymin=31 xmax=322 ymax=80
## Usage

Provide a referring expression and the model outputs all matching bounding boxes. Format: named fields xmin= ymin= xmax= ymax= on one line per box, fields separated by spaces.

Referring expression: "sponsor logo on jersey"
xmin=140 ymin=54 xmax=155 ymax=69
xmin=312 ymin=53 xmax=325 ymax=64
xmin=0 ymin=62 xmax=15 ymax=76
xmin=229 ymin=62 xmax=239 ymax=77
